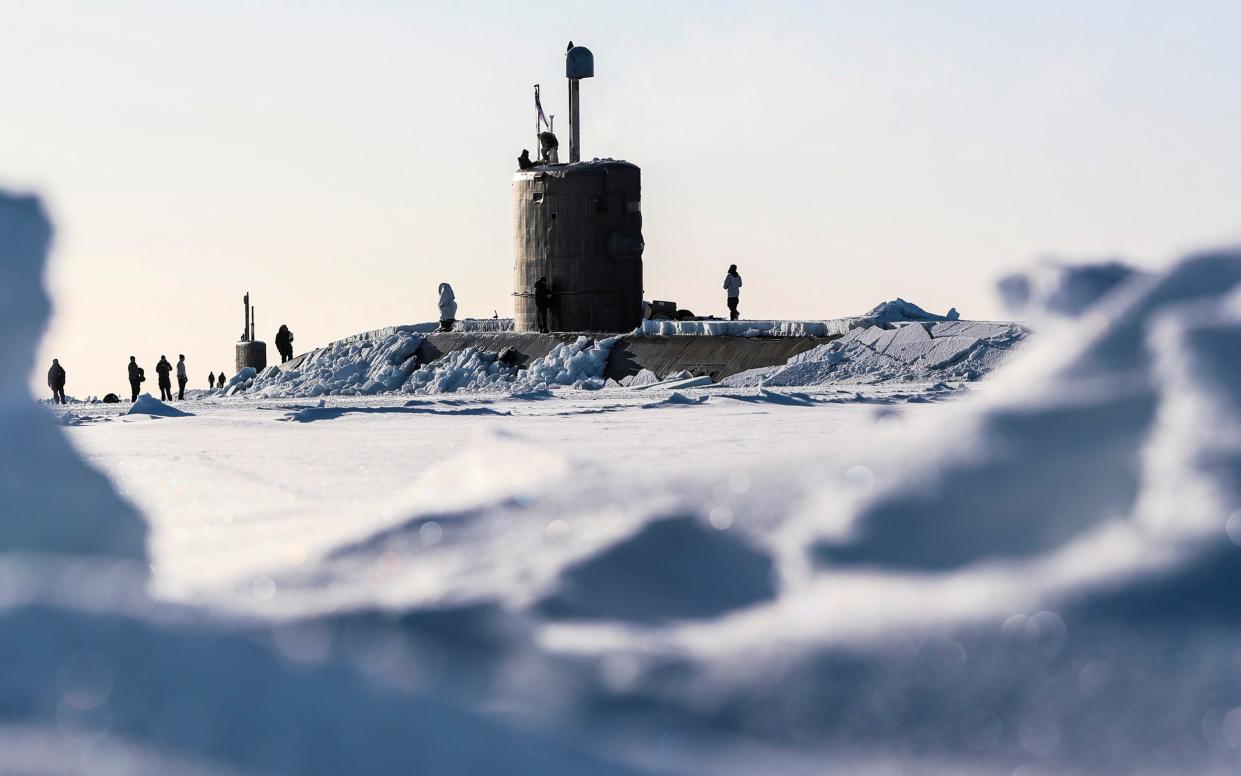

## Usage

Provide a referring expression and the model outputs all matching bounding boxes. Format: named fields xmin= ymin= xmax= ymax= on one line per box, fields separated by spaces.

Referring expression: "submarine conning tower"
xmin=513 ymin=44 xmax=645 ymax=333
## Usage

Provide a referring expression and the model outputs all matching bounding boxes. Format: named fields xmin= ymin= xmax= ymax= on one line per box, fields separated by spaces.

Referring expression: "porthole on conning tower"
xmin=513 ymin=43 xmax=645 ymax=334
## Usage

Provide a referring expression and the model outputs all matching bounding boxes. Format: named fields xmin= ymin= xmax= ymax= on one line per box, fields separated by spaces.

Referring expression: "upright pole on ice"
xmin=565 ymin=44 xmax=594 ymax=163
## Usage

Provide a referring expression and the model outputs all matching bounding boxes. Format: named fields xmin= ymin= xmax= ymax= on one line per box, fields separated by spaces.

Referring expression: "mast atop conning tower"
xmin=512 ymin=43 xmax=644 ymax=334
xmin=565 ymin=43 xmax=593 ymax=163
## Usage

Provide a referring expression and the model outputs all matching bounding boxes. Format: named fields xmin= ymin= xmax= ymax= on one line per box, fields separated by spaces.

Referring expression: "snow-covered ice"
xmin=127 ymin=393 xmax=195 ymax=417
xmin=400 ymin=336 xmax=618 ymax=395
xmin=248 ymin=330 xmax=424 ymax=398
xmin=723 ymin=319 xmax=1027 ymax=387
xmin=208 ymin=331 xmax=622 ymax=400
xmin=514 ymin=335 xmax=618 ymax=390
xmin=14 ymin=183 xmax=1241 ymax=775
xmin=363 ymin=318 xmax=514 ymax=335
xmin=639 ymin=298 xmax=960 ymax=338
xmin=640 ymin=318 xmax=855 ymax=337
xmin=0 ymin=190 xmax=649 ymax=776
xmin=865 ymin=296 xmax=959 ymax=323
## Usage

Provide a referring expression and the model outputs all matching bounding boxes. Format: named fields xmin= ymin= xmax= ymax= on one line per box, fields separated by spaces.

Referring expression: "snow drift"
xmin=214 ymin=334 xmax=619 ymax=399
xmin=513 ymin=335 xmax=618 ymax=391
xmin=724 ymin=319 xmax=1027 ymax=386
xmin=400 ymin=336 xmax=618 ymax=395
xmin=402 ymin=345 xmax=515 ymax=394
xmin=267 ymin=246 xmax=1241 ymax=774
xmin=336 ymin=319 xmax=514 ymax=339
xmin=641 ymin=318 xmax=855 ymax=337
xmin=127 ymin=393 xmax=194 ymax=417
xmin=1 ymin=190 xmax=643 ymax=775
xmin=247 ymin=331 xmax=423 ymax=398
xmin=24 ymin=176 xmax=1241 ymax=773
xmin=640 ymin=298 xmax=959 ymax=337
xmin=865 ymin=296 xmax=959 ymax=323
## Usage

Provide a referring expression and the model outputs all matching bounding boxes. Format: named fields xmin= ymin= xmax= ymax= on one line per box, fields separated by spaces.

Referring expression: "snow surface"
xmin=223 ymin=334 xmax=622 ymax=399
xmin=209 ymin=321 xmax=515 ymax=398
xmin=402 ymin=345 xmax=514 ymax=393
xmin=865 ymin=296 xmax=959 ymax=323
xmin=127 ymin=393 xmax=194 ymax=417
xmin=639 ymin=298 xmax=960 ymax=338
xmin=215 ymin=366 xmax=258 ymax=396
xmin=248 ymin=331 xmax=423 ymax=398
xmin=388 ymin=318 xmax=514 ymax=335
xmin=621 ymin=368 xmax=660 ymax=387
xmin=400 ymin=336 xmax=618 ymax=395
xmin=640 ymin=318 xmax=855 ymax=337
xmin=514 ymin=335 xmax=618 ymax=390
xmin=0 ymin=190 xmax=646 ymax=776
xmin=18 ymin=181 xmax=1241 ymax=774
xmin=723 ymin=319 xmax=1027 ymax=387
xmin=210 ymin=299 xmax=993 ymax=400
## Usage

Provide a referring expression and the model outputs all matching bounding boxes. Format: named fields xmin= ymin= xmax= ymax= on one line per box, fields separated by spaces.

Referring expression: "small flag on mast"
xmin=535 ymin=87 xmax=550 ymax=130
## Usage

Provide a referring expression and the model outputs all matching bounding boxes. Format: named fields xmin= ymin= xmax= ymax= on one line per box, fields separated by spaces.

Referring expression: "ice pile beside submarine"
xmin=246 ymin=331 xmax=424 ymax=398
xmin=723 ymin=319 xmax=1028 ymax=386
xmin=402 ymin=335 xmax=619 ymax=394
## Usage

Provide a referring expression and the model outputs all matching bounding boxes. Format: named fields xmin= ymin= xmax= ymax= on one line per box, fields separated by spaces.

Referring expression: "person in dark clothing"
xmin=723 ymin=264 xmax=743 ymax=321
xmin=47 ymin=359 xmax=66 ymax=404
xmin=208 ymin=371 xmax=216 ymax=390
xmin=155 ymin=356 xmax=173 ymax=402
xmin=275 ymin=325 xmax=294 ymax=363
xmin=176 ymin=355 xmax=188 ymax=400
xmin=127 ymin=356 xmax=145 ymax=401
xmin=537 ymin=132 xmax=559 ymax=163
xmin=218 ymin=369 xmax=226 ymax=388
xmin=518 ymin=149 xmax=534 ymax=170
xmin=534 ymin=277 xmax=551 ymax=333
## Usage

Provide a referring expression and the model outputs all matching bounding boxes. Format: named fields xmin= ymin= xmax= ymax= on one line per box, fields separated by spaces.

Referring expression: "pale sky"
xmin=7 ymin=0 xmax=1240 ymax=397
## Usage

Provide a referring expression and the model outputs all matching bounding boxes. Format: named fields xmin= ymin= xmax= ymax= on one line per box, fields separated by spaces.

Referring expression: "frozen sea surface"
xmin=64 ymin=386 xmax=937 ymax=605
xmin=11 ymin=186 xmax=1241 ymax=775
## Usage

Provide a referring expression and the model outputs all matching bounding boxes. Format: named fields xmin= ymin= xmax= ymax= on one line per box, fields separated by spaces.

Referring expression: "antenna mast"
xmin=565 ymin=44 xmax=594 ymax=163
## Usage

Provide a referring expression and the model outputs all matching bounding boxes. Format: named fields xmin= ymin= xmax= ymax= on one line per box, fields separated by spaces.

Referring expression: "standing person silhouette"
xmin=534 ymin=277 xmax=551 ymax=333
xmin=47 ymin=359 xmax=66 ymax=404
xmin=723 ymin=264 xmax=743 ymax=321
xmin=275 ymin=325 xmax=294 ymax=363
xmin=176 ymin=355 xmax=188 ymax=400
xmin=127 ymin=357 xmax=145 ymax=401
xmin=155 ymin=355 xmax=173 ymax=402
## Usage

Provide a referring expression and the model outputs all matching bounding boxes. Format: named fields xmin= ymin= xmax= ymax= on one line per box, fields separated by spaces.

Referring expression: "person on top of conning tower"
xmin=538 ymin=132 xmax=559 ymax=164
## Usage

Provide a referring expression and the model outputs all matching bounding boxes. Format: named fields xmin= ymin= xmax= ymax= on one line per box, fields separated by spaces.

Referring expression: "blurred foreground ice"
xmin=9 ymin=187 xmax=1241 ymax=774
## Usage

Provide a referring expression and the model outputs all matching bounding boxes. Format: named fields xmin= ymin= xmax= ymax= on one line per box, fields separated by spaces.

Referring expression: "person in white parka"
xmin=723 ymin=264 xmax=742 ymax=320
xmin=438 ymin=283 xmax=458 ymax=332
